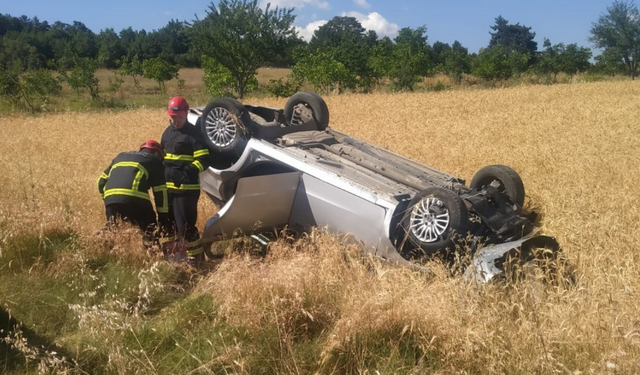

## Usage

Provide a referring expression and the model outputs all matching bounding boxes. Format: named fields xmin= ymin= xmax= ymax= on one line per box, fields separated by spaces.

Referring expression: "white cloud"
xmin=296 ymin=11 xmax=399 ymax=41
xmin=342 ymin=11 xmax=399 ymax=38
xmin=296 ymin=20 xmax=328 ymax=41
xmin=353 ymin=0 xmax=370 ymax=9
xmin=260 ymin=0 xmax=330 ymax=10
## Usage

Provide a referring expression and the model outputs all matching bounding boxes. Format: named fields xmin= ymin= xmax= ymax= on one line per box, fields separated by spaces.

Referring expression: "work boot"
xmin=187 ymin=252 xmax=204 ymax=270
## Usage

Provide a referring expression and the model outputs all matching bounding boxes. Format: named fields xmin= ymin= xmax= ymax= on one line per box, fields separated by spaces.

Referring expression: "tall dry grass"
xmin=93 ymin=67 xmax=291 ymax=95
xmin=1 ymin=80 xmax=640 ymax=373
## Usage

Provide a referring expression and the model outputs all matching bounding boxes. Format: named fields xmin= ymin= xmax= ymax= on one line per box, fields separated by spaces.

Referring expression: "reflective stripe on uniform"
xmin=132 ymin=169 xmax=145 ymax=191
xmin=193 ymin=160 xmax=204 ymax=172
xmin=186 ymin=237 xmax=203 ymax=256
xmin=166 ymin=182 xmax=200 ymax=190
xmin=111 ymin=161 xmax=149 ymax=179
xmin=186 ymin=244 xmax=204 ymax=257
xmin=165 ymin=153 xmax=195 ymax=162
xmin=193 ymin=149 xmax=209 ymax=158
xmin=97 ymin=174 xmax=108 ymax=198
xmin=103 ymin=188 xmax=150 ymax=200
xmin=152 ymin=184 xmax=167 ymax=192
xmin=156 ymin=189 xmax=169 ymax=213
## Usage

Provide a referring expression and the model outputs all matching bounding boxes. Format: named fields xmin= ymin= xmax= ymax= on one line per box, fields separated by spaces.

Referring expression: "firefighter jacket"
xmin=161 ymin=122 xmax=211 ymax=192
xmin=97 ymin=150 xmax=169 ymax=214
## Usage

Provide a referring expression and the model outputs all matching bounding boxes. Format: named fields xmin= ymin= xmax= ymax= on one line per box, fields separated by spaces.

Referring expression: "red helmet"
xmin=139 ymin=139 xmax=164 ymax=157
xmin=167 ymin=96 xmax=189 ymax=115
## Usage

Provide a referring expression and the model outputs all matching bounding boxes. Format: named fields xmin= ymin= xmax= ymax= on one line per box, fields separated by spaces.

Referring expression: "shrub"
xmin=202 ymin=56 xmax=257 ymax=98
xmin=264 ymin=76 xmax=301 ymax=98
xmin=0 ymin=68 xmax=61 ymax=111
xmin=142 ymin=57 xmax=180 ymax=94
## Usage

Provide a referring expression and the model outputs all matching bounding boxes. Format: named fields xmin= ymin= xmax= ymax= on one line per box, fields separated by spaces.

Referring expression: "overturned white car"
xmin=187 ymin=92 xmax=560 ymax=281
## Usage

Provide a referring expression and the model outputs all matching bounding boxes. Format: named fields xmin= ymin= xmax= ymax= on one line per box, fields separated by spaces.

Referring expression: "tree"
xmin=473 ymin=45 xmax=529 ymax=81
xmin=0 ymin=67 xmax=23 ymax=107
xmin=154 ymin=20 xmax=198 ymax=67
xmin=47 ymin=21 xmax=98 ymax=70
xmin=389 ymin=26 xmax=431 ymax=91
xmin=118 ymin=27 xmax=161 ymax=62
xmin=592 ymin=48 xmax=627 ymax=75
xmin=536 ymin=39 xmax=563 ymax=81
xmin=191 ymin=0 xmax=299 ymax=98
xmin=0 ymin=33 xmax=45 ymax=70
xmin=431 ymin=41 xmax=451 ymax=68
xmin=369 ymin=36 xmax=394 ymax=78
xmin=96 ymin=28 xmax=125 ymax=69
xmin=20 ymin=69 xmax=62 ymax=110
xmin=66 ymin=21 xmax=98 ymax=59
xmin=141 ymin=56 xmax=180 ymax=93
xmin=202 ymin=56 xmax=257 ymax=97
xmin=590 ymin=1 xmax=640 ymax=79
xmin=442 ymin=41 xmax=471 ymax=83
xmin=559 ymin=44 xmax=592 ymax=77
xmin=291 ymin=46 xmax=350 ymax=94
xmin=489 ymin=16 xmax=537 ymax=65
xmin=59 ymin=57 xmax=100 ymax=100
xmin=309 ymin=16 xmax=378 ymax=91
xmin=117 ymin=54 xmax=144 ymax=90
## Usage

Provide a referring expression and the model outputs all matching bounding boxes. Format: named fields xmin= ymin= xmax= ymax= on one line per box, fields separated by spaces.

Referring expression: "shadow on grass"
xmin=0 ymin=305 xmax=74 ymax=371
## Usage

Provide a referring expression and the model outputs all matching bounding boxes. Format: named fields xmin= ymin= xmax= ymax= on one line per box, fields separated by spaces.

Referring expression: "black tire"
xmin=200 ymin=98 xmax=252 ymax=155
xmin=399 ymin=187 xmax=469 ymax=259
xmin=284 ymin=91 xmax=329 ymax=130
xmin=470 ymin=165 xmax=525 ymax=208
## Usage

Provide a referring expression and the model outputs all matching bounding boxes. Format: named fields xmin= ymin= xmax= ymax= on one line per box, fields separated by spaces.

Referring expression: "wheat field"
xmin=1 ymin=81 xmax=640 ymax=373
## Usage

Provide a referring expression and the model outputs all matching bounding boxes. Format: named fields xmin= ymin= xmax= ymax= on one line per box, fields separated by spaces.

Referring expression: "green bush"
xmin=0 ymin=68 xmax=61 ymax=111
xmin=264 ymin=77 xmax=301 ymax=98
xmin=430 ymin=80 xmax=448 ymax=92
xmin=60 ymin=58 xmax=101 ymax=101
xmin=202 ymin=56 xmax=257 ymax=98
xmin=581 ymin=75 xmax=606 ymax=83
xmin=142 ymin=56 xmax=180 ymax=94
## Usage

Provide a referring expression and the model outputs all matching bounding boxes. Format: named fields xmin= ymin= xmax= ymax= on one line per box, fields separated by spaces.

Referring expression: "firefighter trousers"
xmin=105 ymin=203 xmax=158 ymax=248
xmin=166 ymin=190 xmax=203 ymax=257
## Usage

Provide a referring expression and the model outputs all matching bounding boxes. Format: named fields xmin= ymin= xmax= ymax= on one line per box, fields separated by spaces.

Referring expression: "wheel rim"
xmin=205 ymin=107 xmax=238 ymax=148
xmin=409 ymin=196 xmax=450 ymax=243
xmin=290 ymin=103 xmax=312 ymax=126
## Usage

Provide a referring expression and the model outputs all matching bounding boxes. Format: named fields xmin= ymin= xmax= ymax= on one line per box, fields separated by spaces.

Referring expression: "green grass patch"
xmin=0 ymin=229 xmax=77 ymax=271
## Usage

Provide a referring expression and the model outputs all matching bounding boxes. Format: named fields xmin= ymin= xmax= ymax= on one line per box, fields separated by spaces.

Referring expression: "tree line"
xmin=0 ymin=0 xmax=638 ymax=109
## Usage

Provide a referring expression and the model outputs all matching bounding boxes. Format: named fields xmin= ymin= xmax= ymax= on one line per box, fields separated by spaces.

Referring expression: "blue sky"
xmin=4 ymin=0 xmax=610 ymax=54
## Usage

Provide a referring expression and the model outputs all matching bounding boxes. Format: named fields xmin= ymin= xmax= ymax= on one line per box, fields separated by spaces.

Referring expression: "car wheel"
xmin=200 ymin=98 xmax=252 ymax=155
xmin=399 ymin=187 xmax=469 ymax=260
xmin=284 ymin=91 xmax=330 ymax=130
xmin=470 ymin=165 xmax=525 ymax=208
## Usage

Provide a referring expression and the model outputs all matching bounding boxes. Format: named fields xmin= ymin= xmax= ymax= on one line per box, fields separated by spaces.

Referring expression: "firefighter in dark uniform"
xmin=161 ymin=96 xmax=210 ymax=267
xmin=97 ymin=140 xmax=169 ymax=246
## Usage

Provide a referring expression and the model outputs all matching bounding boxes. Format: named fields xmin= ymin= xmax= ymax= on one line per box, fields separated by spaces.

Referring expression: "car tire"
xmin=470 ymin=165 xmax=525 ymax=208
xmin=200 ymin=98 xmax=253 ymax=155
xmin=399 ymin=187 xmax=469 ymax=260
xmin=284 ymin=91 xmax=330 ymax=130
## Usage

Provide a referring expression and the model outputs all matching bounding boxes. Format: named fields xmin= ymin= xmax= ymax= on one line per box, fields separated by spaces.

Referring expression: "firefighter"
xmin=97 ymin=140 xmax=169 ymax=247
xmin=161 ymin=96 xmax=210 ymax=268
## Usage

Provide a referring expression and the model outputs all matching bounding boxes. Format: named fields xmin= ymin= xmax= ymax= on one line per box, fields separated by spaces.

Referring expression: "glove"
xmin=185 ymin=164 xmax=199 ymax=180
xmin=167 ymin=169 xmax=183 ymax=188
